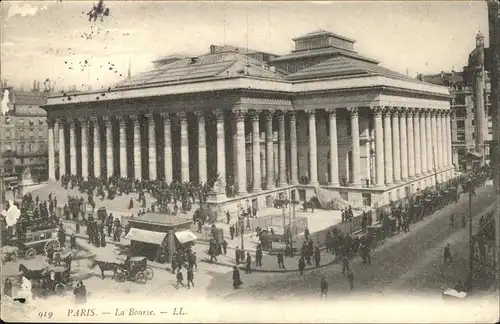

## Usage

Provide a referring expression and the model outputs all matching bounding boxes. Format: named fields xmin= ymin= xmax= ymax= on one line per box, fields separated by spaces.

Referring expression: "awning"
xmin=125 ymin=228 xmax=167 ymax=245
xmin=466 ymin=151 xmax=482 ymax=159
xmin=174 ymin=230 xmax=197 ymax=244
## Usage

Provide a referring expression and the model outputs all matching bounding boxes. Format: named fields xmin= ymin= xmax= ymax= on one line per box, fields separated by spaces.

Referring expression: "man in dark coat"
xmin=58 ymin=227 xmax=66 ymax=247
xmin=176 ymin=270 xmax=184 ymax=289
xmin=314 ymin=247 xmax=321 ymax=268
xmin=187 ymin=267 xmax=195 ymax=289
xmin=255 ymin=245 xmax=263 ymax=267
xmin=298 ymin=256 xmax=305 ymax=275
xmin=320 ymin=277 xmax=328 ymax=301
xmin=232 ymin=266 xmax=242 ymax=289
xmin=245 ymin=252 xmax=252 ymax=274
xmin=73 ymin=280 xmax=87 ymax=304
xmin=221 ymin=239 xmax=228 ymax=255
xmin=230 ymin=225 xmax=235 ymax=240
xmin=235 ymin=246 xmax=241 ymax=265
xmin=70 ymin=233 xmax=77 ymax=250
xmin=277 ymin=251 xmax=285 ymax=269
xmin=444 ymin=243 xmax=452 ymax=265
xmin=347 ymin=271 xmax=354 ymax=290
xmin=226 ymin=211 xmax=231 ymax=224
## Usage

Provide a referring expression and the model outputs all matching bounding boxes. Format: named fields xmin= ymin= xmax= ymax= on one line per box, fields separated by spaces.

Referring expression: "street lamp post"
xmin=468 ymin=184 xmax=474 ymax=290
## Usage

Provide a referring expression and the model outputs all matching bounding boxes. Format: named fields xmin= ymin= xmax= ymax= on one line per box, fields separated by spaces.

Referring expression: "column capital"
xmin=90 ymin=116 xmax=100 ymax=124
xmin=77 ymin=117 xmax=88 ymax=125
xmin=288 ymin=111 xmax=296 ymax=120
xmin=391 ymin=107 xmax=403 ymax=117
xmin=305 ymin=109 xmax=316 ymax=119
xmin=326 ymin=108 xmax=337 ymax=118
xmin=405 ymin=108 xmax=415 ymax=117
xmin=47 ymin=119 xmax=56 ymax=128
xmin=55 ymin=117 xmax=66 ymax=125
xmin=232 ymin=109 xmax=247 ymax=122
xmin=371 ymin=106 xmax=384 ymax=117
xmin=348 ymin=107 xmax=358 ymax=118
xmin=102 ymin=116 xmax=113 ymax=125
xmin=264 ymin=109 xmax=275 ymax=121
xmin=250 ymin=110 xmax=261 ymax=122
xmin=130 ymin=115 xmax=140 ymax=123
xmin=177 ymin=111 xmax=188 ymax=122
xmin=382 ymin=106 xmax=393 ymax=117
xmin=145 ymin=113 xmax=155 ymax=124
xmin=115 ymin=115 xmax=127 ymax=125
xmin=160 ymin=112 xmax=170 ymax=122
xmin=276 ymin=110 xmax=285 ymax=121
xmin=213 ymin=109 xmax=225 ymax=122
xmin=194 ymin=111 xmax=205 ymax=123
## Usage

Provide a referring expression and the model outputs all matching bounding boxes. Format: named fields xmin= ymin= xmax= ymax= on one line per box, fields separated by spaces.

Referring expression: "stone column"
xmin=69 ymin=120 xmax=77 ymax=176
xmin=58 ymin=119 xmax=66 ymax=177
xmin=91 ymin=117 xmax=101 ymax=178
xmin=234 ymin=109 xmax=247 ymax=195
xmin=392 ymin=109 xmax=401 ymax=183
xmin=413 ymin=110 xmax=421 ymax=177
xmin=435 ymin=111 xmax=442 ymax=171
xmin=441 ymin=111 xmax=448 ymax=168
xmin=431 ymin=111 xmax=438 ymax=172
xmin=251 ymin=111 xmax=261 ymax=192
xmin=179 ymin=112 xmax=189 ymax=183
xmin=327 ymin=108 xmax=340 ymax=186
xmin=130 ymin=115 xmax=141 ymax=180
xmin=350 ymin=107 xmax=361 ymax=186
xmin=117 ymin=117 xmax=127 ymax=179
xmin=425 ymin=110 xmax=433 ymax=173
xmin=265 ymin=110 xmax=275 ymax=189
xmin=446 ymin=111 xmax=453 ymax=167
xmin=383 ymin=108 xmax=393 ymax=185
xmin=278 ymin=111 xmax=287 ymax=187
xmin=407 ymin=109 xmax=415 ymax=178
xmin=161 ymin=113 xmax=173 ymax=183
xmin=104 ymin=117 xmax=114 ymax=178
xmin=48 ymin=120 xmax=56 ymax=180
xmin=399 ymin=109 xmax=408 ymax=181
xmin=420 ymin=110 xmax=428 ymax=175
xmin=307 ymin=109 xmax=319 ymax=186
xmin=373 ymin=107 xmax=384 ymax=187
xmin=79 ymin=118 xmax=89 ymax=180
xmin=213 ymin=109 xmax=226 ymax=187
xmin=146 ymin=114 xmax=157 ymax=180
xmin=289 ymin=112 xmax=299 ymax=185
xmin=195 ymin=111 xmax=207 ymax=184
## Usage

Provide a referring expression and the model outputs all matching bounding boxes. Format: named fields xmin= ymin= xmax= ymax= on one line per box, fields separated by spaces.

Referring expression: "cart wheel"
xmin=115 ymin=272 xmax=126 ymax=282
xmin=11 ymin=252 xmax=18 ymax=262
xmin=135 ymin=272 xmax=147 ymax=284
xmin=144 ymin=267 xmax=154 ymax=280
xmin=55 ymin=283 xmax=66 ymax=296
xmin=25 ymin=248 xmax=36 ymax=259
xmin=44 ymin=240 xmax=60 ymax=255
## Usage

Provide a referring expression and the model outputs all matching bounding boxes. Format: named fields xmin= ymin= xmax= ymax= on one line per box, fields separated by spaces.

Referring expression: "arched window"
xmin=28 ymin=143 xmax=33 ymax=153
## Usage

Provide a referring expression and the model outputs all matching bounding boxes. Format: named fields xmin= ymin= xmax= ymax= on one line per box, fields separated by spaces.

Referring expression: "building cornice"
xmin=45 ymin=75 xmax=451 ymax=109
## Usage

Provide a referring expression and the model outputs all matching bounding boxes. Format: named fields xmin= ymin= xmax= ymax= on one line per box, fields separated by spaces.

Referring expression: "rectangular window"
xmin=457 ymin=133 xmax=465 ymax=141
xmin=456 ymin=120 xmax=465 ymax=128
xmin=472 ymin=120 xmax=475 ymax=126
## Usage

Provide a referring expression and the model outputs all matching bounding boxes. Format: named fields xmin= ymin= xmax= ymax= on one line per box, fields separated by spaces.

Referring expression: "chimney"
xmin=37 ymin=81 xmax=40 ymax=91
xmin=417 ymin=73 xmax=423 ymax=81
xmin=33 ymin=80 xmax=36 ymax=91
xmin=440 ymin=71 xmax=445 ymax=80
xmin=476 ymin=30 xmax=485 ymax=48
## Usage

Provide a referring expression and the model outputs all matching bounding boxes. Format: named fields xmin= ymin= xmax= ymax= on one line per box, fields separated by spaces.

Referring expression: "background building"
xmin=421 ymin=32 xmax=493 ymax=170
xmin=0 ymin=80 xmax=51 ymax=189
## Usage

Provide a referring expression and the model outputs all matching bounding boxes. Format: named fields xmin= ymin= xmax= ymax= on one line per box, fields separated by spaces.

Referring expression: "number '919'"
xmin=38 ymin=311 xmax=53 ymax=319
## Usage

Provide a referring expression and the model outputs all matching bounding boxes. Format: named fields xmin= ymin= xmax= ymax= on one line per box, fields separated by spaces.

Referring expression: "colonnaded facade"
xmin=43 ymin=30 xmax=454 ymax=209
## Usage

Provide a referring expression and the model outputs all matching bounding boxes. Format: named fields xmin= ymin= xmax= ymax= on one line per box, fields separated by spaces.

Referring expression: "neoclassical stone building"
xmin=44 ymin=30 xmax=453 ymax=208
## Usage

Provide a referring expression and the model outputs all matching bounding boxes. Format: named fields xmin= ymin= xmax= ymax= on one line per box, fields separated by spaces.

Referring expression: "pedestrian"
xmin=277 ymin=251 xmax=285 ymax=269
xmin=444 ymin=243 xmax=452 ymax=265
xmin=232 ymin=266 xmax=242 ymax=289
xmin=222 ymin=239 xmax=228 ymax=255
xmin=347 ymin=271 xmax=354 ymax=290
xmin=245 ymin=252 xmax=252 ymax=274
xmin=298 ymin=256 xmax=305 ymax=275
xmin=342 ymin=255 xmax=350 ymax=275
xmin=454 ymin=280 xmax=464 ymax=292
xmin=449 ymin=214 xmax=454 ymax=227
xmin=314 ymin=246 xmax=321 ymax=268
xmin=171 ymin=255 xmax=178 ymax=274
xmin=4 ymin=278 xmax=12 ymax=297
xmin=255 ymin=244 xmax=263 ymax=267
xmin=191 ymin=252 xmax=197 ymax=270
xmin=235 ymin=246 xmax=241 ymax=265
xmin=226 ymin=210 xmax=231 ymax=224
xmin=320 ymin=276 xmax=328 ymax=301
xmin=73 ymin=280 xmax=87 ymax=304
xmin=229 ymin=224 xmax=235 ymax=240
xmin=461 ymin=213 xmax=467 ymax=229
xmin=70 ymin=233 xmax=77 ymax=250
xmin=187 ymin=267 xmax=195 ymax=289
xmin=176 ymin=270 xmax=184 ymax=289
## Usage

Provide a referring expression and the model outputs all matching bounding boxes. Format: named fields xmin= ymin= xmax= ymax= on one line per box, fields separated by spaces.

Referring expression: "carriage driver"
xmin=123 ymin=255 xmax=132 ymax=272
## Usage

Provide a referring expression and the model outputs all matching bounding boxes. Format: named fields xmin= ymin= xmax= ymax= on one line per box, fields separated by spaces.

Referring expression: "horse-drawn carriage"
xmin=115 ymin=256 xmax=154 ymax=284
xmin=47 ymin=265 xmax=72 ymax=296
xmin=2 ymin=226 xmax=60 ymax=262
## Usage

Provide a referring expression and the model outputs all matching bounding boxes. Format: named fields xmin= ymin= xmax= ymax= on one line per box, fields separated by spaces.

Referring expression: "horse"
xmin=18 ymin=264 xmax=48 ymax=282
xmin=90 ymin=259 xmax=120 ymax=280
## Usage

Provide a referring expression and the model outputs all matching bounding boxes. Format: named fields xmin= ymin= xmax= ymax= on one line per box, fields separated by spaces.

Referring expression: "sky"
xmin=0 ymin=0 xmax=491 ymax=92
